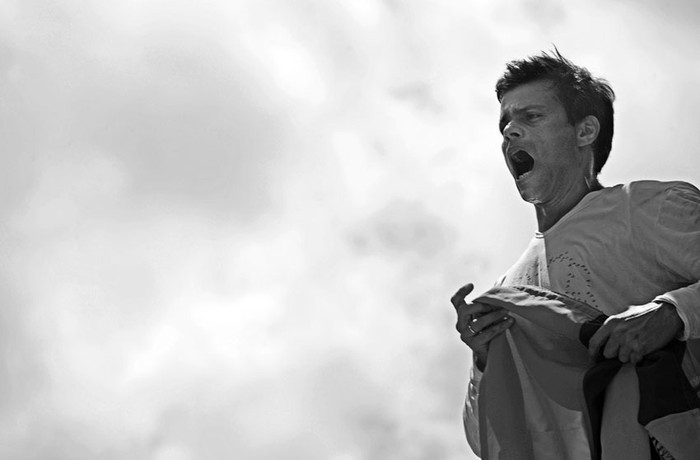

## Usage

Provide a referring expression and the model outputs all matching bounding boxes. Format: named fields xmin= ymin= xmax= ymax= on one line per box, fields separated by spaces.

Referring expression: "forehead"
xmin=499 ymin=80 xmax=562 ymax=113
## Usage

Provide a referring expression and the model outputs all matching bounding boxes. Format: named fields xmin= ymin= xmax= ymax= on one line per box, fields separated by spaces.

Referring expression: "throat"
xmin=535 ymin=205 xmax=572 ymax=233
xmin=534 ymin=183 xmax=601 ymax=232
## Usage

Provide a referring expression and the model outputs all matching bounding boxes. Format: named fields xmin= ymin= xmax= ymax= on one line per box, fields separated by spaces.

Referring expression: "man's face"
xmin=499 ymin=80 xmax=586 ymax=205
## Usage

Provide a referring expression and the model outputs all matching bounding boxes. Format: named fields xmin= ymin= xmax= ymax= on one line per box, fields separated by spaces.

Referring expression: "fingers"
xmin=457 ymin=301 xmax=505 ymax=323
xmin=456 ymin=307 xmax=501 ymax=336
xmin=452 ymin=283 xmax=511 ymax=334
xmin=629 ymin=351 xmax=643 ymax=365
xmin=588 ymin=321 xmax=611 ymax=359
xmin=589 ymin=324 xmax=618 ymax=361
xmin=460 ymin=315 xmax=513 ymax=345
xmin=589 ymin=319 xmax=645 ymax=363
xmin=617 ymin=343 xmax=630 ymax=363
xmin=602 ymin=334 xmax=620 ymax=360
xmin=457 ymin=308 xmax=512 ymax=340
xmin=605 ymin=339 xmax=642 ymax=364
xmin=616 ymin=348 xmax=641 ymax=364
xmin=451 ymin=282 xmax=513 ymax=370
xmin=468 ymin=309 xmax=511 ymax=335
xmin=450 ymin=283 xmax=474 ymax=310
xmin=452 ymin=283 xmax=502 ymax=316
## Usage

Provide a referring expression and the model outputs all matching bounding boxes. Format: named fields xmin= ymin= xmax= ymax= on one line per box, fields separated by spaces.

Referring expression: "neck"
xmin=535 ymin=179 xmax=602 ymax=233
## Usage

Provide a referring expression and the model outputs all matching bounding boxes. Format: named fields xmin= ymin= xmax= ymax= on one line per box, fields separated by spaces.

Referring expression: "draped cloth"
xmin=472 ymin=285 xmax=700 ymax=460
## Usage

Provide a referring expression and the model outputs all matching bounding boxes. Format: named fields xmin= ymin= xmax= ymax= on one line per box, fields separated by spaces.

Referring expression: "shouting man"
xmin=452 ymin=51 xmax=700 ymax=459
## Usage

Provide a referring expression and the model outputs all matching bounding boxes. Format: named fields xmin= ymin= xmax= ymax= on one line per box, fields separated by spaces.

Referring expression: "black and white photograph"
xmin=2 ymin=1 xmax=699 ymax=459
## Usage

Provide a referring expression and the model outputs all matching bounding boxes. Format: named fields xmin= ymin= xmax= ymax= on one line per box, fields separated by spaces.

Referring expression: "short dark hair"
xmin=495 ymin=49 xmax=615 ymax=174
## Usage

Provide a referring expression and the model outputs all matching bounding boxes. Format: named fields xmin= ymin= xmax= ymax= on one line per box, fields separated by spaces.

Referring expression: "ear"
xmin=576 ymin=115 xmax=600 ymax=148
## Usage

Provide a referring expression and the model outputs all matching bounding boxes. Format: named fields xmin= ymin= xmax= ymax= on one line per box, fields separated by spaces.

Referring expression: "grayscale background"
xmin=2 ymin=1 xmax=699 ymax=459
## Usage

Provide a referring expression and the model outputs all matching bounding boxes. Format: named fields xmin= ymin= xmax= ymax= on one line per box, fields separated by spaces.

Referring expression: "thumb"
xmin=588 ymin=324 xmax=611 ymax=360
xmin=451 ymin=283 xmax=475 ymax=310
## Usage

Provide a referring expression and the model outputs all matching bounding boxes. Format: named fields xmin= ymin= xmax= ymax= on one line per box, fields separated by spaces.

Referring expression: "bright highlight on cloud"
xmin=2 ymin=1 xmax=700 ymax=459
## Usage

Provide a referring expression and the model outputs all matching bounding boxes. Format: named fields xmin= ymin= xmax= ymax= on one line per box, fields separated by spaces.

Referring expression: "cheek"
xmin=545 ymin=134 xmax=578 ymax=162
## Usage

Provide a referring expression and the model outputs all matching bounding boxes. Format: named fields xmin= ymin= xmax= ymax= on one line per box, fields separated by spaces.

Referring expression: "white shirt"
xmin=498 ymin=180 xmax=700 ymax=338
xmin=465 ymin=180 xmax=700 ymax=457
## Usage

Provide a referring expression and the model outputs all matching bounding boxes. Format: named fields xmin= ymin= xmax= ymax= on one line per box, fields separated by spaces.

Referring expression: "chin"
xmin=516 ymin=184 xmax=544 ymax=205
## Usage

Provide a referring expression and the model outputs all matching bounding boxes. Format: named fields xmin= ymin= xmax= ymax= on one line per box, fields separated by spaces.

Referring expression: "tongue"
xmin=512 ymin=150 xmax=531 ymax=163
xmin=511 ymin=150 xmax=534 ymax=178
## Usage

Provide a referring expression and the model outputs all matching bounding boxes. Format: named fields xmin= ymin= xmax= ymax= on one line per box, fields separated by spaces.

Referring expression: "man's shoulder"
xmin=575 ymin=180 xmax=699 ymax=223
xmin=596 ymin=180 xmax=700 ymax=228
xmin=609 ymin=180 xmax=700 ymax=203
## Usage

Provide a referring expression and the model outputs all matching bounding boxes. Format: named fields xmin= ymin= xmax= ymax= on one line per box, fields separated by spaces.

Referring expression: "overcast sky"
xmin=2 ymin=1 xmax=700 ymax=459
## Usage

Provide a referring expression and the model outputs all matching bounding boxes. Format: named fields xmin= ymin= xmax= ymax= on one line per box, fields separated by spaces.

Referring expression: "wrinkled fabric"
xmin=498 ymin=181 xmax=700 ymax=337
xmin=464 ymin=181 xmax=700 ymax=458
xmin=470 ymin=285 xmax=700 ymax=460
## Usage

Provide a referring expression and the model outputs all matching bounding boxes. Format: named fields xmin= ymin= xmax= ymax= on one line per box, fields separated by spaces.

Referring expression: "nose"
xmin=502 ymin=121 xmax=523 ymax=140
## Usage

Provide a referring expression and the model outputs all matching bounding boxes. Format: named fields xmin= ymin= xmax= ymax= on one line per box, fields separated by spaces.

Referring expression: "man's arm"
xmin=652 ymin=182 xmax=700 ymax=339
xmin=589 ymin=182 xmax=700 ymax=362
xmin=654 ymin=282 xmax=700 ymax=340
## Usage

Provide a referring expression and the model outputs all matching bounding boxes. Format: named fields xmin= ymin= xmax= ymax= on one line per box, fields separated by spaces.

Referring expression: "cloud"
xmin=2 ymin=1 xmax=700 ymax=459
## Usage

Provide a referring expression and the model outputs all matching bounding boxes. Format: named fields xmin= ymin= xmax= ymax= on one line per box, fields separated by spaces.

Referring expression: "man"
xmin=452 ymin=50 xmax=700 ymax=459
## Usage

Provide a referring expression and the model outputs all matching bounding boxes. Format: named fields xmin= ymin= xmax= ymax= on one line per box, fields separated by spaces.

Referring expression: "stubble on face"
xmin=499 ymin=81 xmax=587 ymax=209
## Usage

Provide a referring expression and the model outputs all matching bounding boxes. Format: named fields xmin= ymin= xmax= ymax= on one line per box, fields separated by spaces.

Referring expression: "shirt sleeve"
xmin=651 ymin=182 xmax=700 ymax=340
xmin=463 ymin=358 xmax=483 ymax=456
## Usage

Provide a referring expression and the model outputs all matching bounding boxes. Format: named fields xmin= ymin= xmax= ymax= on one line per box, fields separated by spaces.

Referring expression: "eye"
xmin=526 ymin=112 xmax=542 ymax=121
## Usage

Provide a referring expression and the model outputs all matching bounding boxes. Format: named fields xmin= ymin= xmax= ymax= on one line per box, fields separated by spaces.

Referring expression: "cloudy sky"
xmin=2 ymin=1 xmax=700 ymax=459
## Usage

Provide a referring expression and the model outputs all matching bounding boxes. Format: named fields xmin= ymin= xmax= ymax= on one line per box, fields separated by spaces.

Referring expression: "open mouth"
xmin=510 ymin=150 xmax=535 ymax=179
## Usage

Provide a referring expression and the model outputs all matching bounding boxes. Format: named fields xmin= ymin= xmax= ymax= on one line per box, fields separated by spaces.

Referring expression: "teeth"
xmin=517 ymin=170 xmax=533 ymax=181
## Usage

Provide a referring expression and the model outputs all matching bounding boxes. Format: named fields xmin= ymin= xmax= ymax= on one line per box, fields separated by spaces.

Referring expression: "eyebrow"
xmin=499 ymin=104 xmax=548 ymax=130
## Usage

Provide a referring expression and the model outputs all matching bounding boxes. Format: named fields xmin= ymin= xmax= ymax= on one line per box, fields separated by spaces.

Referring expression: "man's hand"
xmin=588 ymin=301 xmax=684 ymax=364
xmin=451 ymin=283 xmax=514 ymax=371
